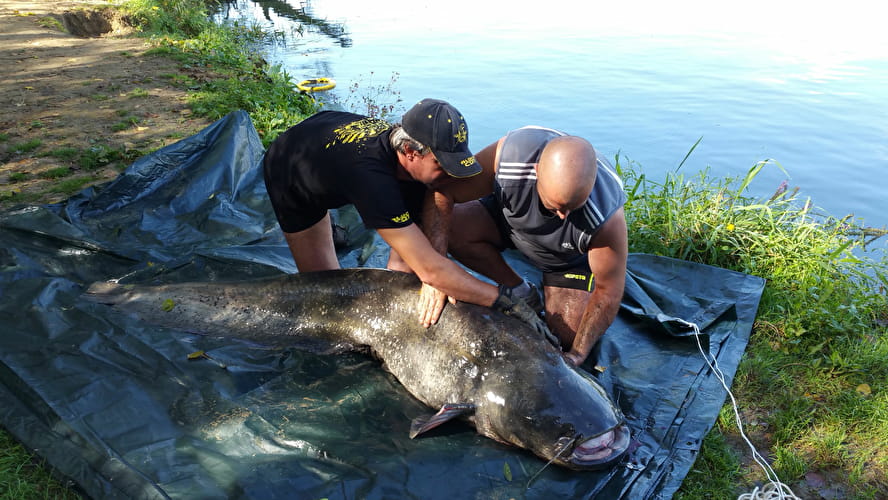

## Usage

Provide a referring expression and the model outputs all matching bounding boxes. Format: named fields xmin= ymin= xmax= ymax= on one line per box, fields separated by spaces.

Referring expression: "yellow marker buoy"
xmin=296 ymin=77 xmax=336 ymax=92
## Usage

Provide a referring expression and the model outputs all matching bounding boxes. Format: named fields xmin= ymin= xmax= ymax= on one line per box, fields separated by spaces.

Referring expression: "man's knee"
xmin=449 ymin=201 xmax=499 ymax=253
xmin=284 ymin=213 xmax=339 ymax=272
xmin=542 ymin=287 xmax=590 ymax=347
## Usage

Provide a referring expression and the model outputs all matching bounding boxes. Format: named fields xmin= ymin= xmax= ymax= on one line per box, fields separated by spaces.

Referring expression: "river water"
xmin=218 ymin=0 xmax=888 ymax=234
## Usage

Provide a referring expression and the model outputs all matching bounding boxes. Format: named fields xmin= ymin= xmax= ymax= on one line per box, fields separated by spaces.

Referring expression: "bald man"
xmin=447 ymin=126 xmax=628 ymax=366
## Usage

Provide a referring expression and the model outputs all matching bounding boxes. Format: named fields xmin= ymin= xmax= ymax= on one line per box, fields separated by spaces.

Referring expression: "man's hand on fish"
xmin=418 ymin=282 xmax=454 ymax=327
xmin=492 ymin=284 xmax=557 ymax=344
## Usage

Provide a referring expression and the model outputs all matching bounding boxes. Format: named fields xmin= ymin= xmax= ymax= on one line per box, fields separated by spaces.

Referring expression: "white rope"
xmin=678 ymin=319 xmax=802 ymax=500
xmin=737 ymin=482 xmax=803 ymax=500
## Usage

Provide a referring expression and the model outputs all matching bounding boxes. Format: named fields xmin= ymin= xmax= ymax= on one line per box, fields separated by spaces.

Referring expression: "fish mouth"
xmin=567 ymin=424 xmax=631 ymax=469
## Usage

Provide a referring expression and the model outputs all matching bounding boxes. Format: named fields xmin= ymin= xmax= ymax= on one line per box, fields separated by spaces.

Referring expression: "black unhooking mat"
xmin=0 ymin=111 xmax=765 ymax=499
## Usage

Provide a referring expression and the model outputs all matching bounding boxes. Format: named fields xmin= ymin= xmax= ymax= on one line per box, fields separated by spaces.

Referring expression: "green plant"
xmin=36 ymin=16 xmax=63 ymax=30
xmin=78 ymin=144 xmax=128 ymax=170
xmin=8 ymin=172 xmax=29 ymax=182
xmin=9 ymin=139 xmax=42 ymax=154
xmin=188 ymin=62 xmax=318 ymax=145
xmin=52 ymin=176 xmax=99 ymax=195
xmin=111 ymin=117 xmax=140 ymax=131
xmin=675 ymin=428 xmax=742 ymax=499
xmin=619 ymin=157 xmax=886 ymax=339
xmin=42 ymin=147 xmax=81 ymax=161
xmin=39 ymin=167 xmax=71 ymax=179
xmin=123 ymin=0 xmax=213 ymax=36
xmin=121 ymin=0 xmax=319 ymax=145
xmin=620 ymin=153 xmax=888 ymax=498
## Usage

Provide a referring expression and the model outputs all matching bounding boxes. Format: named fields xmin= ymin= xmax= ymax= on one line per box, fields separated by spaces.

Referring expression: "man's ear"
xmin=406 ymin=143 xmax=423 ymax=157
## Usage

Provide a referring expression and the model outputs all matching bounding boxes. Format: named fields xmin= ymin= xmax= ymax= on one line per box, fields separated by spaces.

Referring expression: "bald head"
xmin=536 ymin=136 xmax=597 ymax=219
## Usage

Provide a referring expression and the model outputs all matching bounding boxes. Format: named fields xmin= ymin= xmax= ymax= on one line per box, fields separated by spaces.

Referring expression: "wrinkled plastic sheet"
xmin=0 ymin=111 xmax=765 ymax=499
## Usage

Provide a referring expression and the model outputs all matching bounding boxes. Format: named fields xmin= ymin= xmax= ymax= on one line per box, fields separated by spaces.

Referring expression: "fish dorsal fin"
xmin=409 ymin=403 xmax=476 ymax=439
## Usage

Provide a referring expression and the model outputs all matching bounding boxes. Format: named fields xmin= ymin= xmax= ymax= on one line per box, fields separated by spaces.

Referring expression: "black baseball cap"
xmin=401 ymin=98 xmax=482 ymax=178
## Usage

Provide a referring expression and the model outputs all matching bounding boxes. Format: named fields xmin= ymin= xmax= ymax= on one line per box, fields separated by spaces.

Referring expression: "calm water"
xmin=220 ymin=0 xmax=888 ymax=234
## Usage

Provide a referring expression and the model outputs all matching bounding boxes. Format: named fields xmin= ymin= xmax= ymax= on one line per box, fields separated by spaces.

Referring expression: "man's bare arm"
xmin=564 ymin=208 xmax=628 ymax=366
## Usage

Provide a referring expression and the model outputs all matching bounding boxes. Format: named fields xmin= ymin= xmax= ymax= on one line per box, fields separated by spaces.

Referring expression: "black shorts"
xmin=541 ymin=265 xmax=595 ymax=292
xmin=480 ymin=195 xmax=594 ymax=292
xmin=479 ymin=194 xmax=514 ymax=249
xmin=262 ymin=153 xmax=329 ymax=233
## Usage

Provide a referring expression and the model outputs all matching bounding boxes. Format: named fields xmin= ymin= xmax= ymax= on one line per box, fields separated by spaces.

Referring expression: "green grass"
xmin=8 ymin=139 xmax=42 ymax=155
xmin=42 ymin=147 xmax=81 ymax=162
xmin=52 ymin=176 xmax=100 ymax=196
xmin=676 ymin=428 xmax=743 ymax=498
xmin=0 ymin=430 xmax=79 ymax=499
xmin=617 ymin=155 xmax=888 ymax=499
xmin=29 ymin=144 xmax=134 ymax=173
xmin=36 ymin=16 xmax=63 ymax=31
xmin=38 ymin=167 xmax=71 ymax=180
xmin=128 ymin=87 xmax=150 ymax=98
xmin=78 ymin=144 xmax=131 ymax=170
xmin=111 ymin=117 xmax=139 ymax=131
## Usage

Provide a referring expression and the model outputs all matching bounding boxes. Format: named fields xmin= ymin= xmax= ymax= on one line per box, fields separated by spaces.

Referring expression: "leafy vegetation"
xmin=121 ymin=0 xmax=319 ymax=145
xmin=616 ymin=154 xmax=888 ymax=499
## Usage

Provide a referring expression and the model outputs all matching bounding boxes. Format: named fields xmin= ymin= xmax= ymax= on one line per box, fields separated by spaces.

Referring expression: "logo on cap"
xmin=455 ymin=122 xmax=467 ymax=144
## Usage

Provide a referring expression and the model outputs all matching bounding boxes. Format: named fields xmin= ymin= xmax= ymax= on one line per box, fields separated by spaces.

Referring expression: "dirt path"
xmin=0 ymin=0 xmax=213 ymax=208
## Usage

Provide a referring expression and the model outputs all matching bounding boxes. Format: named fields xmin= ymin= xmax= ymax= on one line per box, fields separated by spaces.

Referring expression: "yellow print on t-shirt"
xmin=326 ymin=118 xmax=390 ymax=148
xmin=391 ymin=212 xmax=410 ymax=224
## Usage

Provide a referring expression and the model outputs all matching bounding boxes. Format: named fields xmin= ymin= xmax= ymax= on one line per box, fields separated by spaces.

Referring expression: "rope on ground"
xmin=678 ymin=319 xmax=802 ymax=500
xmin=737 ymin=482 xmax=803 ymax=500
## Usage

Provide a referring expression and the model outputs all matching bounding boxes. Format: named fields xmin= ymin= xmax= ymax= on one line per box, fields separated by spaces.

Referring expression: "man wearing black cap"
xmin=263 ymin=99 xmax=550 ymax=337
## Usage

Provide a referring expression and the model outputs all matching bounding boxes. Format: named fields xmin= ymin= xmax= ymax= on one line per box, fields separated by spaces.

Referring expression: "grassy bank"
xmin=121 ymin=0 xmax=319 ymax=145
xmin=3 ymin=1 xmax=887 ymax=499
xmin=619 ymin=156 xmax=888 ymax=499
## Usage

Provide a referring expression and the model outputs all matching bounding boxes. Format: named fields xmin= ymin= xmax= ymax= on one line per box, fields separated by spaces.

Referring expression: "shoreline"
xmin=0 ymin=0 xmax=214 ymax=208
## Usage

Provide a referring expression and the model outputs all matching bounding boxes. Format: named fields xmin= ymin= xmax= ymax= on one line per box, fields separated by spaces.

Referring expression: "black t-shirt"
xmin=263 ymin=111 xmax=426 ymax=233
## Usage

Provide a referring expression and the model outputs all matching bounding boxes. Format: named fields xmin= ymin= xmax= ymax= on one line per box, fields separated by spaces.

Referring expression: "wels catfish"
xmin=84 ymin=268 xmax=630 ymax=470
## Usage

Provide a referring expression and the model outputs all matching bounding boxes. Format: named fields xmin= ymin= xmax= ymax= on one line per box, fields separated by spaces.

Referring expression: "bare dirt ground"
xmin=0 ymin=0 xmax=213 ymax=208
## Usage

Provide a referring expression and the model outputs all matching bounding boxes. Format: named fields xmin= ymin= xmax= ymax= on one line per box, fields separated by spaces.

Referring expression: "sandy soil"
xmin=0 ymin=0 xmax=213 ymax=208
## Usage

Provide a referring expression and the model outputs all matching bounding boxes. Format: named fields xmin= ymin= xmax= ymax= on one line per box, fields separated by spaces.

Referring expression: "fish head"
xmin=477 ymin=356 xmax=630 ymax=470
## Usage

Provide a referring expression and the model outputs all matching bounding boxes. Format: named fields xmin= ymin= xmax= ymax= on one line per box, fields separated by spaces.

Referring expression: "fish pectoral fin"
xmin=409 ymin=403 xmax=475 ymax=439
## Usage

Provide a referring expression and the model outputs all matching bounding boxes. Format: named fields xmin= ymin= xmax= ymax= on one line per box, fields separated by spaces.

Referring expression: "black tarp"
xmin=0 ymin=111 xmax=765 ymax=499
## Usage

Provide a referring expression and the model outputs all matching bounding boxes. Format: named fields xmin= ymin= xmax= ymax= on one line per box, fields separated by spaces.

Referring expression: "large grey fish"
xmin=84 ymin=268 xmax=630 ymax=470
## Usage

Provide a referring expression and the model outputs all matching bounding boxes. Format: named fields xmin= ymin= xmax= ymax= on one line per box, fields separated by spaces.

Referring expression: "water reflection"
xmin=215 ymin=0 xmax=352 ymax=47
xmin=215 ymin=0 xmax=888 ymax=228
